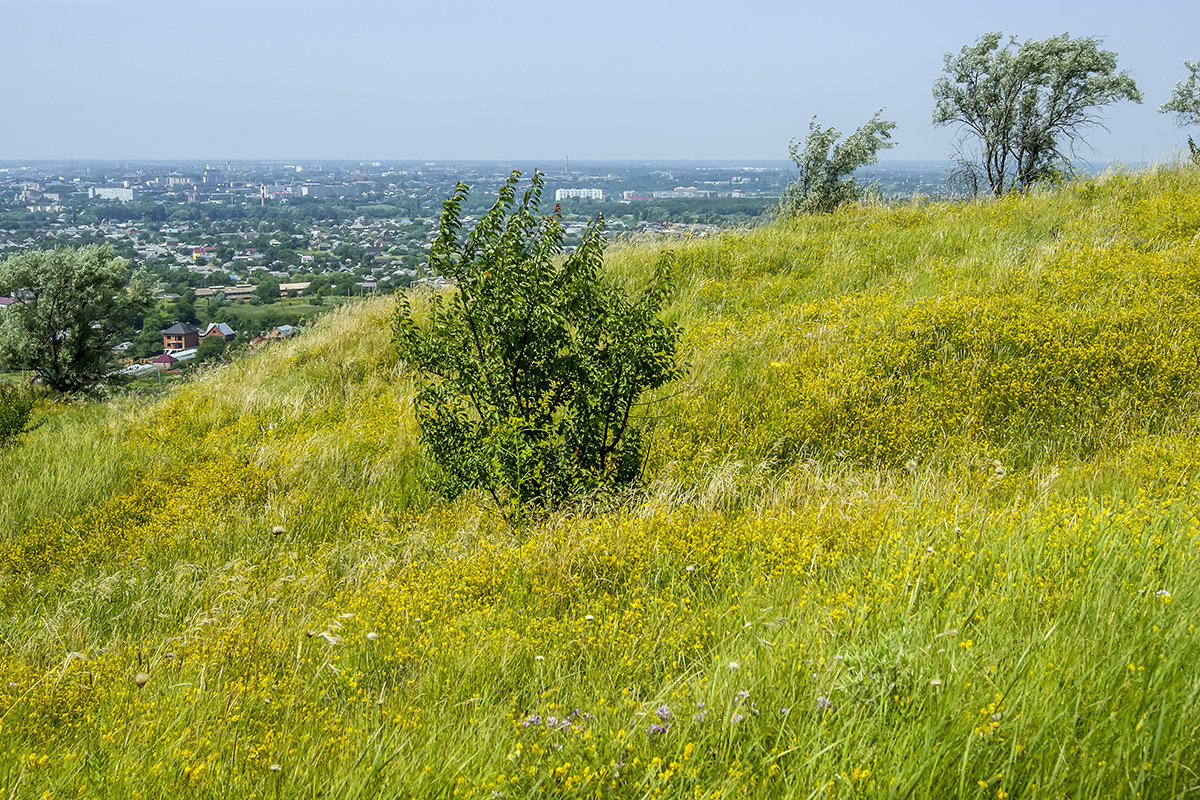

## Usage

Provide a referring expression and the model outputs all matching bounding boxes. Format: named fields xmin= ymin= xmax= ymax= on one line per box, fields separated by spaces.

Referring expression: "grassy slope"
xmin=3 ymin=165 xmax=1200 ymax=798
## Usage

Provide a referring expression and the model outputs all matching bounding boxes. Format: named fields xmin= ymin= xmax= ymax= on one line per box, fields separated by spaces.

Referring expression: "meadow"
xmin=3 ymin=164 xmax=1200 ymax=798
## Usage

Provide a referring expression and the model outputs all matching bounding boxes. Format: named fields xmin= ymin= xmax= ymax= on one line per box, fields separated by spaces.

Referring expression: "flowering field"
xmin=3 ymin=165 xmax=1200 ymax=798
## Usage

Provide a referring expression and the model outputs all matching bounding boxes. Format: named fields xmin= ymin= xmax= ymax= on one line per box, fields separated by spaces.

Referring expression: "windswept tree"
xmin=0 ymin=245 xmax=154 ymax=393
xmin=933 ymin=32 xmax=1142 ymax=196
xmin=779 ymin=110 xmax=897 ymax=216
xmin=1159 ymin=59 xmax=1200 ymax=161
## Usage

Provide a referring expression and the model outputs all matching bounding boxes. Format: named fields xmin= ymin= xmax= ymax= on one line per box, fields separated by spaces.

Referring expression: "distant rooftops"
xmin=202 ymin=322 xmax=236 ymax=338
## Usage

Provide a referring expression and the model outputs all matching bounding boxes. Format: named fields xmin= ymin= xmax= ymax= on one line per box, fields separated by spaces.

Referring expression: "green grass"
xmin=3 ymin=164 xmax=1200 ymax=798
xmin=218 ymin=298 xmax=330 ymax=333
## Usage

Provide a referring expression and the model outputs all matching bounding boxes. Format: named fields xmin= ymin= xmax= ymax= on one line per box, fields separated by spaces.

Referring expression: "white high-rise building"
xmin=555 ymin=188 xmax=603 ymax=201
xmin=89 ymin=187 xmax=138 ymax=202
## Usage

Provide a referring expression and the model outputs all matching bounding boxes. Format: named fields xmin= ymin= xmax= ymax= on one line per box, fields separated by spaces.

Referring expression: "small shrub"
xmin=395 ymin=170 xmax=682 ymax=512
xmin=0 ymin=383 xmax=34 ymax=446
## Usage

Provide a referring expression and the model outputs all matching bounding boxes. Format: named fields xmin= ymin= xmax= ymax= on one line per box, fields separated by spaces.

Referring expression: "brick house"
xmin=161 ymin=322 xmax=200 ymax=352
xmin=201 ymin=322 xmax=236 ymax=341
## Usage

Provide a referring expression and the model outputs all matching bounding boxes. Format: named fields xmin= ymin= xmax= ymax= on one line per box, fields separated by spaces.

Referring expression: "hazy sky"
xmin=3 ymin=0 xmax=1197 ymax=163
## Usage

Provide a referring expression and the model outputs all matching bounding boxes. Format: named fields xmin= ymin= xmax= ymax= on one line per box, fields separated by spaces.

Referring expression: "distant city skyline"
xmin=3 ymin=0 xmax=1198 ymax=165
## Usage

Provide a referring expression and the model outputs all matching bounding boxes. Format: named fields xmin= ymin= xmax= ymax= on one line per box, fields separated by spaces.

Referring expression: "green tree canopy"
xmin=0 ymin=245 xmax=153 ymax=392
xmin=779 ymin=110 xmax=896 ymax=216
xmin=1160 ymin=60 xmax=1200 ymax=128
xmin=194 ymin=334 xmax=228 ymax=366
xmin=253 ymin=276 xmax=282 ymax=305
xmin=1159 ymin=60 xmax=1200 ymax=162
xmin=394 ymin=170 xmax=682 ymax=513
xmin=933 ymin=32 xmax=1142 ymax=195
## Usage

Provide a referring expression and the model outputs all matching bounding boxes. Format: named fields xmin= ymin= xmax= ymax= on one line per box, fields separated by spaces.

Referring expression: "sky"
xmin=2 ymin=0 xmax=1198 ymax=164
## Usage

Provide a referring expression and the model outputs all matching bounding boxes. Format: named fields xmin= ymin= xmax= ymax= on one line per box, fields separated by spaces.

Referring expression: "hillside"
xmin=4 ymin=164 xmax=1200 ymax=798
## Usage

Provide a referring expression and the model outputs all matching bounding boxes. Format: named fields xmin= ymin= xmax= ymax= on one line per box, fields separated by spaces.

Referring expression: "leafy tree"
xmin=200 ymin=291 xmax=228 ymax=321
xmin=176 ymin=288 xmax=198 ymax=324
xmin=933 ymin=32 xmax=1142 ymax=196
xmin=253 ymin=277 xmax=281 ymax=305
xmin=0 ymin=245 xmax=154 ymax=392
xmin=193 ymin=334 xmax=228 ymax=366
xmin=1161 ymin=60 xmax=1200 ymax=127
xmin=779 ymin=111 xmax=897 ymax=216
xmin=130 ymin=305 xmax=173 ymax=359
xmin=394 ymin=170 xmax=682 ymax=513
xmin=1159 ymin=60 xmax=1200 ymax=162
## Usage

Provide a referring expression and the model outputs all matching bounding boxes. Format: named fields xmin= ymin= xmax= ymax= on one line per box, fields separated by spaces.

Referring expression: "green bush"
xmin=395 ymin=170 xmax=682 ymax=512
xmin=0 ymin=383 xmax=34 ymax=446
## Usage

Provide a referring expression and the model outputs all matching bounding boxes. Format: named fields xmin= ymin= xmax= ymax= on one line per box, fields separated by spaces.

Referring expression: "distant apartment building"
xmin=89 ymin=186 xmax=138 ymax=202
xmin=301 ymin=184 xmax=337 ymax=199
xmin=555 ymin=188 xmax=603 ymax=201
xmin=652 ymin=187 xmax=714 ymax=199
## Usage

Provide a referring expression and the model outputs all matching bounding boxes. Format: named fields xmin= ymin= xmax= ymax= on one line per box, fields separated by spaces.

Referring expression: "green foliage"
xmin=1160 ymin=60 xmax=1200 ymax=129
xmin=934 ymin=32 xmax=1142 ymax=195
xmin=0 ymin=383 xmax=34 ymax=446
xmin=193 ymin=335 xmax=228 ymax=366
xmin=252 ymin=276 xmax=282 ymax=305
xmin=216 ymin=299 xmax=321 ymax=336
xmin=1159 ymin=60 xmax=1200 ymax=165
xmin=779 ymin=111 xmax=896 ymax=216
xmin=0 ymin=245 xmax=154 ymax=393
xmin=395 ymin=170 xmax=682 ymax=510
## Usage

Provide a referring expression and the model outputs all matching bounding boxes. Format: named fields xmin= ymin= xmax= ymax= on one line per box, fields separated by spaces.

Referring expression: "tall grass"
xmin=3 ymin=164 xmax=1200 ymax=798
